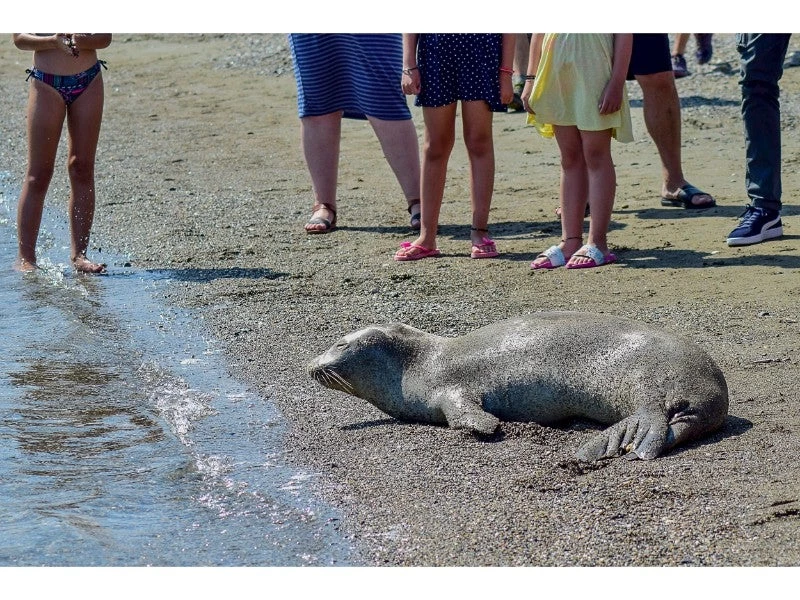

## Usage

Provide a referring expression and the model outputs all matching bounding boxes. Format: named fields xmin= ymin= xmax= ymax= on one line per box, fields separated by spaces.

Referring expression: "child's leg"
xmin=530 ymin=125 xmax=586 ymax=267
xmin=461 ymin=100 xmax=495 ymax=246
xmin=367 ymin=116 xmax=421 ymax=211
xmin=65 ymin=74 xmax=105 ymax=273
xmin=301 ymin=112 xmax=342 ymax=232
xmin=411 ymin=103 xmax=457 ymax=251
xmin=572 ymin=129 xmax=615 ymax=265
xmin=15 ymin=80 xmax=67 ymax=271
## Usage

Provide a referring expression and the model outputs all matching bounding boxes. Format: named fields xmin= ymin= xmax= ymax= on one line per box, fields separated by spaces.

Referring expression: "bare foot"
xmin=13 ymin=257 xmax=38 ymax=272
xmin=72 ymin=255 xmax=107 ymax=274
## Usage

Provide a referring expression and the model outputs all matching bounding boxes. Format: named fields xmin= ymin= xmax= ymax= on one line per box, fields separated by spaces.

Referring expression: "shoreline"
xmin=3 ymin=34 xmax=800 ymax=566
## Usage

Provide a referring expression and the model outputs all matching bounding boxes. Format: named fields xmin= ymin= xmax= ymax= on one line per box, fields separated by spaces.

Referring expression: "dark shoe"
xmin=305 ymin=202 xmax=337 ymax=234
xmin=661 ymin=183 xmax=716 ymax=209
xmin=672 ymin=54 xmax=689 ymax=78
xmin=407 ymin=201 xmax=421 ymax=230
xmin=726 ymin=205 xmax=783 ymax=246
xmin=695 ymin=34 xmax=713 ymax=65
xmin=507 ymin=93 xmax=525 ymax=112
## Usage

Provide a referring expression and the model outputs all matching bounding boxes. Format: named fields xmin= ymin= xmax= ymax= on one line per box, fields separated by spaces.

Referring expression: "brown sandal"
xmin=305 ymin=202 xmax=337 ymax=234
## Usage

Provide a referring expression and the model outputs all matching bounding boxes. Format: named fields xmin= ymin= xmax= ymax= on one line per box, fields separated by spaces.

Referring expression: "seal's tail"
xmin=575 ymin=409 xmax=672 ymax=462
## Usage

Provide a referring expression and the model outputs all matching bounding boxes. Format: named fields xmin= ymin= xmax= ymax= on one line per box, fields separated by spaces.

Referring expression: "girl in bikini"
xmin=12 ymin=33 xmax=112 ymax=274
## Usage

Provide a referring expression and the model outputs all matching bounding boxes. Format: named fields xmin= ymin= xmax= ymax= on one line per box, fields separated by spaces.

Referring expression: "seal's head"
xmin=307 ymin=323 xmax=424 ymax=404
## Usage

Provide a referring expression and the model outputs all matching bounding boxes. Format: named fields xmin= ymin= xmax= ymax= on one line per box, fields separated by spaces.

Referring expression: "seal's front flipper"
xmin=576 ymin=410 xmax=673 ymax=461
xmin=434 ymin=388 xmax=499 ymax=435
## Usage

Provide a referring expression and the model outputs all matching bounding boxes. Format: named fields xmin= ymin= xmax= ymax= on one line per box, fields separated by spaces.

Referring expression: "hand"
xmin=401 ymin=68 xmax=421 ymax=95
xmin=521 ymin=79 xmax=535 ymax=114
xmin=598 ymin=81 xmax=623 ymax=115
xmin=500 ymin=75 xmax=514 ymax=105
xmin=55 ymin=33 xmax=78 ymax=57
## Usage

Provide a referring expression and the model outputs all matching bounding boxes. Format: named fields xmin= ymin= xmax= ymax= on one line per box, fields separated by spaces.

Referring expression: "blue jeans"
xmin=738 ymin=33 xmax=791 ymax=211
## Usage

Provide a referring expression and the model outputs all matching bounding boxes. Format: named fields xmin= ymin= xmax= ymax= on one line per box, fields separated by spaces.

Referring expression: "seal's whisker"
xmin=326 ymin=368 xmax=353 ymax=392
xmin=311 ymin=367 xmax=354 ymax=393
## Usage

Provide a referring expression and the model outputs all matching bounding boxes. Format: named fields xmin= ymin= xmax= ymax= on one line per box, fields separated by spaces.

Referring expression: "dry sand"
xmin=3 ymin=34 xmax=800 ymax=567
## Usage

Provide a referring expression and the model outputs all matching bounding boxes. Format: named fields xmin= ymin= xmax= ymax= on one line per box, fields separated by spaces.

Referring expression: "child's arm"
xmin=401 ymin=34 xmax=421 ymax=95
xmin=499 ymin=34 xmax=515 ymax=105
xmin=71 ymin=34 xmax=112 ymax=51
xmin=522 ymin=33 xmax=544 ymax=114
xmin=13 ymin=33 xmax=77 ymax=56
xmin=598 ymin=33 xmax=633 ymax=115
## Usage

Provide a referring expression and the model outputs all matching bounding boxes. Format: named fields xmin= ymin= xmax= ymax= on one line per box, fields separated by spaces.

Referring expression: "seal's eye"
xmin=334 ymin=340 xmax=349 ymax=351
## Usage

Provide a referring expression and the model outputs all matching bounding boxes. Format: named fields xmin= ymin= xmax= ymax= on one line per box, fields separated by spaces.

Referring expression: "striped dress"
xmin=288 ymin=34 xmax=412 ymax=121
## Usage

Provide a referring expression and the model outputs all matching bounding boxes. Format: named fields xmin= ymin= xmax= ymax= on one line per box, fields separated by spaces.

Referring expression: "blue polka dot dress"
xmin=415 ymin=34 xmax=506 ymax=112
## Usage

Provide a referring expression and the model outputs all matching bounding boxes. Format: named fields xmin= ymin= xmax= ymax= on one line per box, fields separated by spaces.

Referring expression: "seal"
xmin=307 ymin=312 xmax=729 ymax=461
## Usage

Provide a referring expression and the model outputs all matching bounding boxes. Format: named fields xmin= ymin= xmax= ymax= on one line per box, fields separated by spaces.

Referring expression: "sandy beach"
xmin=3 ymin=33 xmax=800 ymax=567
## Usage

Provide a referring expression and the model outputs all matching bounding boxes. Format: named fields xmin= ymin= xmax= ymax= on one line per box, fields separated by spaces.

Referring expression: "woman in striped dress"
xmin=289 ymin=34 xmax=421 ymax=234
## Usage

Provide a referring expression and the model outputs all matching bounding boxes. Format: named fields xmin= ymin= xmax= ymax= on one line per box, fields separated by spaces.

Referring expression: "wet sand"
xmin=3 ymin=34 xmax=800 ymax=567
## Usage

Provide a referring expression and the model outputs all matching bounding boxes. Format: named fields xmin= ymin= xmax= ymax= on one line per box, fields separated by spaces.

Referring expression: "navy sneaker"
xmin=695 ymin=34 xmax=713 ymax=65
xmin=672 ymin=54 xmax=689 ymax=78
xmin=726 ymin=205 xmax=783 ymax=246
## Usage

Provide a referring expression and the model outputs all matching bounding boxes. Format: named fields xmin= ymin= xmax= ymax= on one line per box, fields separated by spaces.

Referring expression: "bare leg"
xmin=513 ymin=33 xmax=530 ymax=83
xmin=15 ymin=79 xmax=65 ymax=272
xmin=400 ymin=102 xmax=456 ymax=255
xmin=508 ymin=34 xmax=530 ymax=111
xmin=636 ymin=71 xmax=715 ymax=207
xmin=672 ymin=34 xmax=690 ymax=57
xmin=461 ymin=100 xmax=496 ymax=247
xmin=301 ymin=112 xmax=342 ymax=232
xmin=367 ymin=116 xmax=421 ymax=208
xmin=531 ymin=125 xmax=586 ymax=268
xmin=580 ymin=129 xmax=615 ymax=263
xmin=66 ymin=73 xmax=106 ymax=273
xmin=671 ymin=34 xmax=690 ymax=78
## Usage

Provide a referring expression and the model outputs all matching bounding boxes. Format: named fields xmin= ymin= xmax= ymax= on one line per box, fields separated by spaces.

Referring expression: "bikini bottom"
xmin=26 ymin=60 xmax=106 ymax=106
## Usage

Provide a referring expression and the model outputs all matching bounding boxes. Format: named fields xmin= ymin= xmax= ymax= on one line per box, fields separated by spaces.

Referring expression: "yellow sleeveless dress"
xmin=527 ymin=33 xmax=633 ymax=142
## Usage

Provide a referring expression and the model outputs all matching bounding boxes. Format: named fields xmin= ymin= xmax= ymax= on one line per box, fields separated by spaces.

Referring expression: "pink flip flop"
xmin=394 ymin=241 xmax=441 ymax=261
xmin=471 ymin=237 xmax=499 ymax=259
xmin=565 ymin=244 xmax=617 ymax=269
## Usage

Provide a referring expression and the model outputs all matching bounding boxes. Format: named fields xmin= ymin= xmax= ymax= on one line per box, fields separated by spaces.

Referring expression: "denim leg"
xmin=738 ymin=33 xmax=791 ymax=211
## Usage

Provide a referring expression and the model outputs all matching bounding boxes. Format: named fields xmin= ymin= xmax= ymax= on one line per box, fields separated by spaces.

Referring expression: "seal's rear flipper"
xmin=575 ymin=411 xmax=673 ymax=461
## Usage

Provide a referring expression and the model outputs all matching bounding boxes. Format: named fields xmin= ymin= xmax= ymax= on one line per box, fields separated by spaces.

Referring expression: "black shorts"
xmin=627 ymin=33 xmax=671 ymax=79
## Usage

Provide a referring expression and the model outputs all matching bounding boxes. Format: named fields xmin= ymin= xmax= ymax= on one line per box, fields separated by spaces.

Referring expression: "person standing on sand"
xmin=288 ymin=34 xmax=421 ymax=234
xmin=629 ymin=33 xmax=716 ymax=210
xmin=12 ymin=33 xmax=111 ymax=274
xmin=394 ymin=33 xmax=515 ymax=261
xmin=524 ymin=33 xmax=633 ymax=270
xmin=726 ymin=33 xmax=791 ymax=247
xmin=547 ymin=33 xmax=715 ymax=218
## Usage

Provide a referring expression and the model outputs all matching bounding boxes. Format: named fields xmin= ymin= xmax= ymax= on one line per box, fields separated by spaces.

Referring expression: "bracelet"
xmin=499 ymin=66 xmax=514 ymax=75
xmin=402 ymin=66 xmax=418 ymax=75
xmin=523 ymin=74 xmax=536 ymax=80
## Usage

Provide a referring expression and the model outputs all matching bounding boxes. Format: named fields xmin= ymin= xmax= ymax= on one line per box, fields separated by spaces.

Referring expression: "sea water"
xmin=0 ymin=172 xmax=354 ymax=566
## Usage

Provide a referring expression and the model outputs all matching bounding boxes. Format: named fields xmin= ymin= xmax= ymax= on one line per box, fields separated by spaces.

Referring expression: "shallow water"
xmin=0 ymin=173 xmax=354 ymax=566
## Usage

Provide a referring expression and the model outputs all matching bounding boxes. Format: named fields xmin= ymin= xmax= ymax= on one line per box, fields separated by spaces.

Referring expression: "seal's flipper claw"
xmin=575 ymin=419 xmax=630 ymax=462
xmin=631 ymin=421 xmax=671 ymax=460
